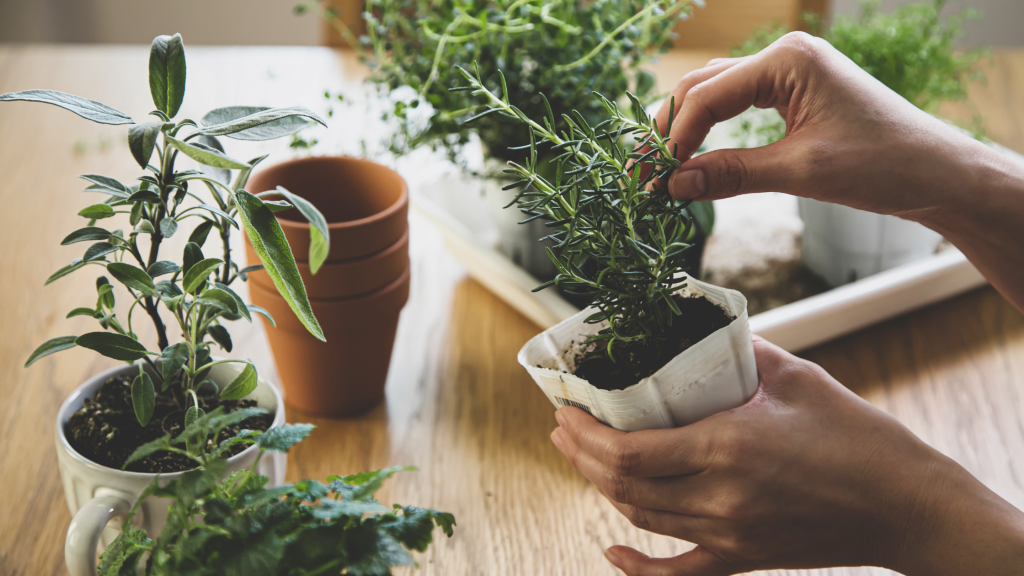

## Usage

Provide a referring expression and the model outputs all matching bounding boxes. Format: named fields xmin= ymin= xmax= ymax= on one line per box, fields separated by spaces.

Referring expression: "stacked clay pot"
xmin=244 ymin=156 xmax=409 ymax=416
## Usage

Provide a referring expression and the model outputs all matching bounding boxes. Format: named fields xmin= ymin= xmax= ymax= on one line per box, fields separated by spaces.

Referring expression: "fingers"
xmin=605 ymin=546 xmax=737 ymax=576
xmin=554 ymin=407 xmax=713 ymax=477
xmin=652 ymin=58 xmax=746 ymax=146
xmin=667 ymin=139 xmax=803 ymax=201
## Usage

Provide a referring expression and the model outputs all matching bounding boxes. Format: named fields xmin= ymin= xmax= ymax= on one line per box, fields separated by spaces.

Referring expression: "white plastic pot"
xmin=518 ymin=278 xmax=758 ymax=431
xmin=57 ymin=362 xmax=286 ymax=576
xmin=799 ymin=198 xmax=943 ymax=287
xmin=480 ymin=164 xmax=557 ymax=280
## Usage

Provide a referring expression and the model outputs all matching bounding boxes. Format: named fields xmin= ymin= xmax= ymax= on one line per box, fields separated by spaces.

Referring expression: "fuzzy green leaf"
xmin=132 ymin=370 xmax=156 ymax=427
xmin=199 ymin=106 xmax=325 ymax=141
xmin=123 ymin=435 xmax=172 ymax=468
xmin=24 ymin=336 xmax=77 ymax=367
xmin=148 ymin=34 xmax=186 ymax=118
xmin=45 ymin=260 xmax=86 ymax=285
xmin=159 ymin=217 xmax=178 ymax=238
xmin=61 ymin=227 xmax=110 ymax=245
xmin=83 ymin=242 xmax=117 ymax=262
xmin=207 ymin=324 xmax=232 ymax=352
xmin=0 ymin=90 xmax=133 ymax=125
xmin=161 ymin=342 xmax=190 ymax=381
xmin=254 ymin=422 xmax=314 ymax=452
xmin=166 ymin=136 xmax=249 ymax=170
xmin=78 ymin=204 xmax=115 ymax=220
xmin=269 ymin=186 xmax=331 ymax=274
xmin=182 ymin=258 xmax=223 ymax=294
xmin=247 ymin=304 xmax=275 ymax=327
xmin=76 ymin=332 xmax=149 ymax=362
xmin=106 ymin=262 xmax=156 ymax=296
xmin=128 ymin=122 xmax=168 ymax=168
xmin=147 ymin=260 xmax=180 ymax=277
xmin=213 ymin=282 xmax=251 ymax=321
xmin=219 ymin=362 xmax=257 ymax=400
xmin=80 ymin=174 xmax=131 ymax=198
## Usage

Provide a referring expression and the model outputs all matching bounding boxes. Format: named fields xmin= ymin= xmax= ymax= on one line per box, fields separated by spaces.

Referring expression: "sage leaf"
xmin=129 ymin=202 xmax=143 ymax=226
xmin=166 ymin=136 xmax=249 ymax=170
xmin=254 ymin=422 xmax=314 ymax=452
xmin=0 ymin=90 xmax=133 ymax=125
xmin=83 ymin=242 xmax=117 ymax=262
xmin=213 ymin=282 xmax=250 ymax=321
xmin=128 ymin=122 xmax=168 ymax=168
xmin=76 ymin=332 xmax=149 ymax=362
xmin=231 ymin=154 xmax=268 ymax=192
xmin=182 ymin=242 xmax=204 ymax=274
xmin=196 ymin=288 xmax=238 ymax=315
xmin=62 ymin=227 xmax=110 ymax=245
xmin=80 ymin=174 xmax=131 ymax=197
xmin=234 ymin=190 xmax=323 ymax=341
xmin=687 ymin=200 xmax=715 ymax=236
xmin=127 ymin=190 xmax=161 ymax=204
xmin=188 ymin=220 xmax=215 ymax=247
xmin=24 ymin=335 xmax=78 ymax=367
xmin=182 ymin=258 xmax=223 ymax=294
xmin=263 ymin=199 xmax=293 ymax=212
xmin=191 ymin=204 xmax=238 ymax=228
xmin=207 ymin=325 xmax=232 ymax=352
xmin=134 ymin=220 xmax=156 ymax=235
xmin=107 ymin=262 xmax=156 ymax=295
xmin=247 ymin=304 xmax=275 ymax=327
xmin=97 ymin=277 xmax=116 ymax=308
xmin=123 ymin=435 xmax=171 ymax=467
xmin=147 ymin=261 xmax=180 ymax=277
xmin=46 ymin=260 xmax=86 ymax=285
xmin=199 ymin=106 xmax=325 ymax=141
xmin=271 ymin=186 xmax=331 ymax=274
xmin=161 ymin=342 xmax=190 ymax=381
xmin=148 ymin=34 xmax=186 ymax=118
xmin=219 ymin=362 xmax=257 ymax=400
xmin=159 ymin=217 xmax=178 ymax=238
xmin=194 ymin=135 xmax=231 ymax=185
xmin=184 ymin=405 xmax=205 ymax=428
xmin=78 ymin=204 xmax=115 ymax=220
xmin=66 ymin=307 xmax=98 ymax=319
xmin=132 ymin=371 xmax=156 ymax=427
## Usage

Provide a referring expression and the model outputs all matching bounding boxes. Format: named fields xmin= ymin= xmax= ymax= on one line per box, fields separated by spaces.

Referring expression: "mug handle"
xmin=65 ymin=489 xmax=134 ymax=576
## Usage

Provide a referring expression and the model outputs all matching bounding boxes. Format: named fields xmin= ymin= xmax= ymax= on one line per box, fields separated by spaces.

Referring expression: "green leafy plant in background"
xmin=731 ymin=0 xmax=987 ymax=147
xmin=298 ymin=0 xmax=700 ymax=167
xmin=9 ymin=33 xmax=332 ymax=429
xmin=98 ymin=414 xmax=455 ymax=576
xmin=458 ymin=66 xmax=702 ymax=359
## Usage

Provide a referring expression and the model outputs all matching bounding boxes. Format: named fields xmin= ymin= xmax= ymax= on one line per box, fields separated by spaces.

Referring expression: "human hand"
xmin=550 ymin=336 xmax=1024 ymax=575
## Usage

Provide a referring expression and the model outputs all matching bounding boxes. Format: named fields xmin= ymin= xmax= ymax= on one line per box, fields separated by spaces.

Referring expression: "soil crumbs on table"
xmin=66 ymin=376 xmax=272 ymax=473
xmin=574 ymin=294 xmax=734 ymax=391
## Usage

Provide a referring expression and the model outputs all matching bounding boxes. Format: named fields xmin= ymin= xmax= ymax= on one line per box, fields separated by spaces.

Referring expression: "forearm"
xmin=892 ymin=453 xmax=1024 ymax=576
xmin=921 ymin=139 xmax=1024 ymax=314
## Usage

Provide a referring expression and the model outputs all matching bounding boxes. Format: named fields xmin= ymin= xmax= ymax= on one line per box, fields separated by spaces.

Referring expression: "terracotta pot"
xmin=247 ymin=156 xmax=409 ymax=262
xmin=248 ymin=266 xmax=411 ymax=416
xmin=245 ymin=228 xmax=409 ymax=300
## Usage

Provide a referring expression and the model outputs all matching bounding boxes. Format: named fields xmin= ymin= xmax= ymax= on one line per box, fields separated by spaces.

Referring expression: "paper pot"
xmin=799 ymin=198 xmax=942 ymax=287
xmin=58 ymin=362 xmax=286 ymax=576
xmin=248 ymin=266 xmax=410 ymax=416
xmin=518 ymin=278 xmax=758 ymax=432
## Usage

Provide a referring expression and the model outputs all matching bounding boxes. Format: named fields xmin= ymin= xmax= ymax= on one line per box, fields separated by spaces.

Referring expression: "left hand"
xmin=550 ymin=336 xmax=1024 ymax=576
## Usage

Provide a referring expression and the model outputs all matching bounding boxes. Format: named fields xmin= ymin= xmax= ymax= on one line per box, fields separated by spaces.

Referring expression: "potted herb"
xmin=80 ymin=414 xmax=455 ymax=576
xmin=300 ymin=0 xmax=715 ymax=280
xmin=457 ymin=66 xmax=757 ymax=431
xmin=731 ymin=0 xmax=986 ymax=286
xmin=5 ymin=33 xmax=330 ymax=556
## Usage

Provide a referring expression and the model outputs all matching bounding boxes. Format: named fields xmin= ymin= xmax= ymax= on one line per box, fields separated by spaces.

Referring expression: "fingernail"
xmin=670 ymin=168 xmax=705 ymax=199
xmin=554 ymin=409 xmax=566 ymax=427
xmin=550 ymin=429 xmax=564 ymax=451
xmin=604 ymin=548 xmax=622 ymax=566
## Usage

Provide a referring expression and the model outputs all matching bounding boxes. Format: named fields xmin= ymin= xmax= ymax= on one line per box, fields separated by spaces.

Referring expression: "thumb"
xmin=605 ymin=545 xmax=736 ymax=576
xmin=668 ymin=139 xmax=804 ymax=202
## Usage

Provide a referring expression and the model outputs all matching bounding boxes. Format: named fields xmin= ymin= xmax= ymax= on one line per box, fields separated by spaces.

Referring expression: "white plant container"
xmin=799 ymin=198 xmax=943 ymax=287
xmin=517 ymin=278 xmax=758 ymax=432
xmin=57 ymin=362 xmax=286 ymax=576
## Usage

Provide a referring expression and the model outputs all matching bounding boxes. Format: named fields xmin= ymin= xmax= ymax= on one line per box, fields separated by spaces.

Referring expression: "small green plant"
xmin=99 ymin=414 xmax=455 ymax=576
xmin=457 ymin=65 xmax=703 ymax=359
xmin=732 ymin=0 xmax=987 ymax=147
xmin=10 ymin=34 xmax=332 ymax=429
xmin=299 ymin=0 xmax=700 ymax=167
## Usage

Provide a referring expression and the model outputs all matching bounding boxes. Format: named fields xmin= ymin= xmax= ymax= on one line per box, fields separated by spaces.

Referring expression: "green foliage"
xmin=732 ymin=0 xmax=987 ymax=147
xmin=302 ymin=0 xmax=699 ymax=166
xmin=459 ymin=66 xmax=701 ymax=358
xmin=100 ymin=426 xmax=455 ymax=576
xmin=8 ymin=34 xmax=333 ymax=430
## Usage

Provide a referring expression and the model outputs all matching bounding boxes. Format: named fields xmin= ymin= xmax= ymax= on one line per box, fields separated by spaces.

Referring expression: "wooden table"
xmin=1 ymin=45 xmax=1023 ymax=576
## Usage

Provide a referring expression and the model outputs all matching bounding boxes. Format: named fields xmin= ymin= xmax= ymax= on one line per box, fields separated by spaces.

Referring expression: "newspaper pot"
xmin=248 ymin=266 xmax=410 ymax=416
xmin=58 ymin=363 xmax=286 ymax=576
xmin=245 ymin=228 xmax=409 ymax=300
xmin=799 ymin=198 xmax=942 ymax=287
xmin=518 ymin=278 xmax=758 ymax=432
xmin=247 ymin=155 xmax=409 ymax=263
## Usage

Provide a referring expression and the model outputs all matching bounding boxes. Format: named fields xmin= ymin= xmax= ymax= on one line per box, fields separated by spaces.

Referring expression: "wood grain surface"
xmin=1 ymin=45 xmax=1023 ymax=576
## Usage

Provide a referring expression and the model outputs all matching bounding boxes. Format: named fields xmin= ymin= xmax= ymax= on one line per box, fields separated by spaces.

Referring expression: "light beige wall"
xmin=0 ymin=0 xmax=320 ymax=45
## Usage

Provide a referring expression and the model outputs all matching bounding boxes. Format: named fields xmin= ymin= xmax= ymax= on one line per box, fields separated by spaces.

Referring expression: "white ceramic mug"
xmin=56 ymin=362 xmax=287 ymax=576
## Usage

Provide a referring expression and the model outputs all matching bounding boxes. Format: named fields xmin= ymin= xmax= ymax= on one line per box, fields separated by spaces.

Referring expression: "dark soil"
xmin=66 ymin=376 xmax=272 ymax=473
xmin=574 ymin=294 xmax=734 ymax=391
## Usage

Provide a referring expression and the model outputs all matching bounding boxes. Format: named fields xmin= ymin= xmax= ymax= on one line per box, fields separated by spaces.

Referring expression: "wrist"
xmin=886 ymin=452 xmax=1024 ymax=576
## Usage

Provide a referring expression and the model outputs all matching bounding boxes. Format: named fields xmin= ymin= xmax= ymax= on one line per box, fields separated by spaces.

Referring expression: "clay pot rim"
xmin=250 ymin=263 xmax=411 ymax=304
xmin=252 ymin=156 xmax=409 ymax=233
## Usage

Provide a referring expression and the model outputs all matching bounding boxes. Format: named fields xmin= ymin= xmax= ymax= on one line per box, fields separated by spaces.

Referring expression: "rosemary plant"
xmin=99 ymin=413 xmax=455 ymax=576
xmin=299 ymin=0 xmax=700 ymax=166
xmin=456 ymin=65 xmax=698 ymax=359
xmin=12 ymin=34 xmax=330 ymax=430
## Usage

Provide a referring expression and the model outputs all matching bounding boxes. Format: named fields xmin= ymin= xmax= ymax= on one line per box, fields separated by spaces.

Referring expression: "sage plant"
xmin=457 ymin=65 xmax=701 ymax=360
xmin=10 ymin=34 xmax=330 ymax=428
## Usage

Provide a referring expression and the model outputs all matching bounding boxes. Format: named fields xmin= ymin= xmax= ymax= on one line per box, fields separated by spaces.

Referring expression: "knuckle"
xmin=712 ymin=426 xmax=756 ymax=469
xmin=776 ymin=31 xmax=821 ymax=55
xmin=608 ymin=438 xmax=643 ymax=476
xmin=606 ymin=473 xmax=636 ymax=504
xmin=713 ymin=151 xmax=750 ymax=195
xmin=624 ymin=505 xmax=652 ymax=531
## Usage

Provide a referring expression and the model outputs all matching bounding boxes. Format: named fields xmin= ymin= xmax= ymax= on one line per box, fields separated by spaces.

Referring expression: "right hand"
xmin=658 ymin=32 xmax=1024 ymax=313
